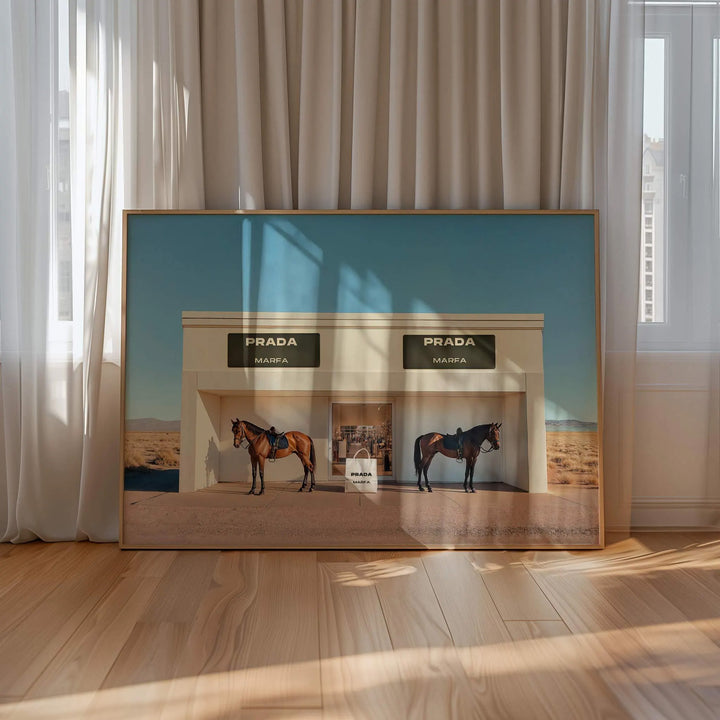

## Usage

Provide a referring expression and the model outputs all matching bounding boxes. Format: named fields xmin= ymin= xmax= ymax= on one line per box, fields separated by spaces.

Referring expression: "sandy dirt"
xmin=546 ymin=431 xmax=599 ymax=486
xmin=122 ymin=480 xmax=600 ymax=550
xmin=121 ymin=429 xmax=601 ymax=548
xmin=125 ymin=432 xmax=180 ymax=470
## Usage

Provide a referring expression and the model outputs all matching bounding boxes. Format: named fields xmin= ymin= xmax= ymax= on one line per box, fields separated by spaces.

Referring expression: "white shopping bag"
xmin=344 ymin=448 xmax=378 ymax=493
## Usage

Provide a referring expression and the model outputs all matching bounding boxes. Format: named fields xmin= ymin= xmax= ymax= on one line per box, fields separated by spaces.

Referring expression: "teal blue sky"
xmin=125 ymin=213 xmax=598 ymax=423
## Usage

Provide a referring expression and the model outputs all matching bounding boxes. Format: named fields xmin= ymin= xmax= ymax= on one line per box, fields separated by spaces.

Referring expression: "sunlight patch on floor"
xmin=331 ymin=561 xmax=418 ymax=587
xmin=4 ymin=620 xmax=720 ymax=719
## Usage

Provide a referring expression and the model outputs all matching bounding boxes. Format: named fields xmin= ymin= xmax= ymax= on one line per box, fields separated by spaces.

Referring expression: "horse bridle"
xmin=479 ymin=425 xmax=500 ymax=453
xmin=233 ymin=422 xmax=250 ymax=450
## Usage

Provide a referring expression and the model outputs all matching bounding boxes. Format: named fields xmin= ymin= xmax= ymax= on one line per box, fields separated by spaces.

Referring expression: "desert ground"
xmin=546 ymin=431 xmax=599 ymax=486
xmin=122 ymin=479 xmax=600 ymax=550
xmin=124 ymin=431 xmax=180 ymax=470
xmin=122 ymin=429 xmax=601 ymax=548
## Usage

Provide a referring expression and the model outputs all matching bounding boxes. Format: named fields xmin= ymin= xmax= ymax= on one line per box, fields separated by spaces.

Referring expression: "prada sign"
xmin=403 ymin=334 xmax=496 ymax=369
xmin=227 ymin=333 xmax=320 ymax=367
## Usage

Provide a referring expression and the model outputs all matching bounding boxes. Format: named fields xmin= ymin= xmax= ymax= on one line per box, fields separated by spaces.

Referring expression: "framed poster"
xmin=122 ymin=211 xmax=602 ymax=549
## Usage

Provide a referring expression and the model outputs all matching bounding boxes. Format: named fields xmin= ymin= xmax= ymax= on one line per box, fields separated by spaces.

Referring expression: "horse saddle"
xmin=266 ymin=430 xmax=289 ymax=458
xmin=441 ymin=434 xmax=461 ymax=451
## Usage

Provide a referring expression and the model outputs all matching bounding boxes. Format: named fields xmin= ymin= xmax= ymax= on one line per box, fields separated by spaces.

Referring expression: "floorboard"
xmin=470 ymin=550 xmax=561 ymax=621
xmin=165 ymin=551 xmax=321 ymax=715
xmin=0 ymin=544 xmax=131 ymax=698
xmin=318 ymin=561 xmax=406 ymax=719
xmin=424 ymin=551 xmax=629 ymax=719
xmin=370 ymin=556 xmax=480 ymax=719
xmin=526 ymin=550 xmax=720 ymax=720
xmin=504 ymin=620 xmax=572 ymax=641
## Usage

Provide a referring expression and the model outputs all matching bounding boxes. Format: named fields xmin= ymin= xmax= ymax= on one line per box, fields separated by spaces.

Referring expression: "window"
xmin=639 ymin=5 xmax=720 ymax=347
xmin=1 ymin=0 xmax=74 ymax=353
xmin=53 ymin=1 xmax=73 ymax=323
xmin=639 ymin=35 xmax=666 ymax=326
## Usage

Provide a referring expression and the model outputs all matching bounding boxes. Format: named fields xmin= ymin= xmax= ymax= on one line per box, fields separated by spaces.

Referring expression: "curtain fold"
xmin=595 ymin=2 xmax=645 ymax=532
xmin=0 ymin=0 xmax=204 ymax=542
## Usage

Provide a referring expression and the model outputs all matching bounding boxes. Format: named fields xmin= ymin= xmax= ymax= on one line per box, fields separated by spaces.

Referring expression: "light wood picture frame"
xmin=121 ymin=210 xmax=602 ymax=549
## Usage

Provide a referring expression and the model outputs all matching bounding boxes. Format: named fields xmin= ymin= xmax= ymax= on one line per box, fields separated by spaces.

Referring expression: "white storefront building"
xmin=179 ymin=312 xmax=548 ymax=494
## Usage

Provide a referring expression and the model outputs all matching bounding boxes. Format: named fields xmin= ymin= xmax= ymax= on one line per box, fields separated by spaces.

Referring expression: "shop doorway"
xmin=331 ymin=402 xmax=393 ymax=480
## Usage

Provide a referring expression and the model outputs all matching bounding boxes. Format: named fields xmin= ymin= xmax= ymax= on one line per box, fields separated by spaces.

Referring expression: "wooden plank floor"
xmin=0 ymin=533 xmax=718 ymax=719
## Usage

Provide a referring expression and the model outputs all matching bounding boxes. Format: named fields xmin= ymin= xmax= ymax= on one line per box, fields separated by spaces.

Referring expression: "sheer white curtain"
xmin=0 ymin=0 xmax=203 ymax=541
xmin=1 ymin=0 xmax=647 ymax=541
xmin=202 ymin=0 xmax=645 ymax=532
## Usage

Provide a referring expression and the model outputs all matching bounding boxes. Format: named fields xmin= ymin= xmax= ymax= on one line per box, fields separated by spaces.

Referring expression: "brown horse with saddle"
xmin=231 ymin=419 xmax=316 ymax=495
xmin=413 ymin=422 xmax=501 ymax=493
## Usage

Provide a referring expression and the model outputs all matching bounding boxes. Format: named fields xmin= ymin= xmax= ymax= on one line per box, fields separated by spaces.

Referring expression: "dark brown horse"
xmin=231 ymin=419 xmax=316 ymax=495
xmin=413 ymin=423 xmax=501 ymax=493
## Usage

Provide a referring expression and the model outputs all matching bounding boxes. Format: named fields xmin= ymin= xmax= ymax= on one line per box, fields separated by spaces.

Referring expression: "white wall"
xmin=213 ymin=393 xmax=523 ymax=488
xmin=395 ymin=395 xmax=521 ymax=487
xmin=632 ymin=352 xmax=720 ymax=528
xmin=221 ymin=394 xmax=330 ymax=485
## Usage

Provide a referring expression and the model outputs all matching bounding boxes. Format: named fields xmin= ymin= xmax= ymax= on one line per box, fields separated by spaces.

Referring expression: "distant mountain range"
xmin=126 ymin=418 xmax=596 ymax=433
xmin=545 ymin=420 xmax=597 ymax=432
xmin=126 ymin=418 xmax=181 ymax=432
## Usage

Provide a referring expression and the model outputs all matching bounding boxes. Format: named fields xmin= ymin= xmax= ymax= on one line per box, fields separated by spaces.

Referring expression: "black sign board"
xmin=403 ymin=334 xmax=496 ymax=369
xmin=228 ymin=333 xmax=320 ymax=367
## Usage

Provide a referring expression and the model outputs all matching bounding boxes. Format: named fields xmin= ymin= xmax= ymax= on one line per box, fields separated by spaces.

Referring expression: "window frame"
xmin=638 ymin=4 xmax=720 ymax=350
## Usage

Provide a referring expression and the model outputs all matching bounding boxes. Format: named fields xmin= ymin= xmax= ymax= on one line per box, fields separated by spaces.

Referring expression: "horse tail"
xmin=309 ymin=437 xmax=316 ymax=470
xmin=413 ymin=435 xmax=422 ymax=478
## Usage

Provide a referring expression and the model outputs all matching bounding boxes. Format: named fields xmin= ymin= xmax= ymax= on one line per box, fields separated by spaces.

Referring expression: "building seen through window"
xmin=55 ymin=89 xmax=72 ymax=321
xmin=641 ymin=133 xmax=664 ymax=323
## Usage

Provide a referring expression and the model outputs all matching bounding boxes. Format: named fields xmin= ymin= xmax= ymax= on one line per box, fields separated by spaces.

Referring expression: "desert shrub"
xmin=152 ymin=449 xmax=179 ymax=467
xmin=124 ymin=449 xmax=147 ymax=470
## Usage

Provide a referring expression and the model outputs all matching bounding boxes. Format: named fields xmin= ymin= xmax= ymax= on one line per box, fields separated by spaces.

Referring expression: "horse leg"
xmin=305 ymin=454 xmax=314 ymax=492
xmin=468 ymin=456 xmax=478 ymax=493
xmin=464 ymin=458 xmax=471 ymax=493
xmin=423 ymin=455 xmax=433 ymax=493
xmin=296 ymin=451 xmax=307 ymax=492
xmin=258 ymin=457 xmax=265 ymax=495
xmin=248 ymin=455 xmax=258 ymax=495
xmin=418 ymin=454 xmax=431 ymax=490
xmin=308 ymin=440 xmax=316 ymax=491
